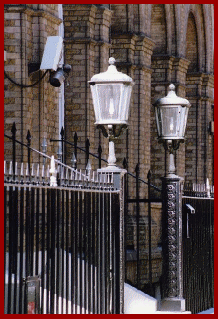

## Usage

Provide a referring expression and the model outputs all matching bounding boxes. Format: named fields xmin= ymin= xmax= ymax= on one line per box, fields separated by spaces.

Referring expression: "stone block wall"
xmin=4 ymin=4 xmax=62 ymax=164
xmin=4 ymin=3 xmax=214 ymax=290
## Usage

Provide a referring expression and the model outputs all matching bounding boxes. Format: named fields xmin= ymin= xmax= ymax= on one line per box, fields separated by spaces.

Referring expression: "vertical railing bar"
xmin=66 ymin=190 xmax=69 ymax=314
xmin=84 ymin=192 xmax=88 ymax=313
xmin=26 ymin=130 xmax=31 ymax=172
xmin=4 ymin=186 xmax=7 ymax=313
xmin=7 ymin=186 xmax=13 ymax=314
xmin=78 ymin=191 xmax=82 ymax=314
xmin=30 ymin=188 xmax=35 ymax=276
xmin=61 ymin=189 xmax=65 ymax=313
xmin=108 ymin=192 xmax=112 ymax=314
xmin=41 ymin=188 xmax=46 ymax=314
xmin=50 ymin=188 xmax=56 ymax=314
xmin=99 ymin=192 xmax=102 ymax=314
xmin=98 ymin=144 xmax=102 ymax=169
xmin=24 ymin=186 xmax=29 ymax=313
xmin=35 ymin=188 xmax=40 ymax=276
xmin=123 ymin=159 xmax=128 ymax=283
xmin=75 ymin=133 xmax=78 ymax=169
xmin=80 ymin=191 xmax=84 ymax=314
xmin=11 ymin=123 xmax=17 ymax=181
xmin=46 ymin=188 xmax=51 ymax=314
xmin=13 ymin=187 xmax=18 ymax=314
xmin=71 ymin=190 xmax=75 ymax=314
xmin=97 ymin=192 xmax=101 ymax=313
xmin=87 ymin=192 xmax=92 ymax=314
xmin=85 ymin=138 xmax=90 ymax=167
xmin=112 ymin=193 xmax=116 ymax=313
xmin=147 ymin=170 xmax=153 ymax=295
xmin=209 ymin=199 xmax=214 ymax=308
xmin=135 ymin=164 xmax=140 ymax=288
xmin=41 ymin=187 xmax=46 ymax=314
xmin=56 ymin=189 xmax=60 ymax=314
xmin=114 ymin=193 xmax=120 ymax=314
xmin=105 ymin=192 xmax=109 ymax=314
xmin=92 ymin=192 xmax=96 ymax=314
xmin=75 ymin=191 xmax=79 ymax=314
xmin=102 ymin=192 xmax=106 ymax=313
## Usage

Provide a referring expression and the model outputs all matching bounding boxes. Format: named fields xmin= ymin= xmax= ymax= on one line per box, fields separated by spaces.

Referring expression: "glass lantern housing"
xmin=89 ymin=57 xmax=134 ymax=125
xmin=154 ymin=84 xmax=191 ymax=141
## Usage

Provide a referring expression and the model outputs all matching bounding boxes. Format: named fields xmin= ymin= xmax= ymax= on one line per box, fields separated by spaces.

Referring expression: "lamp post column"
xmin=161 ymin=142 xmax=185 ymax=312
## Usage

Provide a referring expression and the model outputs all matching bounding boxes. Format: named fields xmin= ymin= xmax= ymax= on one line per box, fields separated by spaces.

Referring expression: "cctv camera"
xmin=40 ymin=36 xmax=63 ymax=71
xmin=49 ymin=68 xmax=65 ymax=87
xmin=49 ymin=64 xmax=72 ymax=87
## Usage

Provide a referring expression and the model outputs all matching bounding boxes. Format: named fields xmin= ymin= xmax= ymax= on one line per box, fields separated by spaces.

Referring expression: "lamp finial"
xmin=109 ymin=57 xmax=116 ymax=65
xmin=169 ymin=84 xmax=175 ymax=91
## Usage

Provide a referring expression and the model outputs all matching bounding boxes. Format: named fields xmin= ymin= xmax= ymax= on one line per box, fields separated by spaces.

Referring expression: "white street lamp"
xmin=89 ymin=57 xmax=134 ymax=126
xmin=154 ymin=84 xmax=191 ymax=148
xmin=153 ymin=84 xmax=191 ymax=312
xmin=154 ymin=84 xmax=191 ymax=176
xmin=89 ymin=57 xmax=134 ymax=170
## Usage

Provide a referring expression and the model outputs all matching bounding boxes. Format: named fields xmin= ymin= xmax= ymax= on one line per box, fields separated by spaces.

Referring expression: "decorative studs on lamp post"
xmin=154 ymin=84 xmax=191 ymax=312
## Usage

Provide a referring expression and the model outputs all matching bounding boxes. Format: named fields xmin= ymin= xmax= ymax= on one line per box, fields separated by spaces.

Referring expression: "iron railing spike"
xmin=9 ymin=161 xmax=13 ymax=175
xmin=14 ymin=162 xmax=18 ymax=183
xmin=4 ymin=160 xmax=7 ymax=175
xmin=42 ymin=164 xmax=45 ymax=177
xmin=20 ymin=162 xmax=24 ymax=176
xmin=71 ymin=152 xmax=77 ymax=169
xmin=31 ymin=163 xmax=35 ymax=176
xmin=65 ymin=167 xmax=69 ymax=186
xmin=4 ymin=161 xmax=8 ymax=182
xmin=36 ymin=164 xmax=40 ymax=176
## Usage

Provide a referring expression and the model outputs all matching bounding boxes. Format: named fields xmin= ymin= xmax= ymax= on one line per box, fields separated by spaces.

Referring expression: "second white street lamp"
xmin=89 ymin=57 xmax=134 ymax=171
xmin=154 ymin=84 xmax=191 ymax=176
xmin=154 ymin=84 xmax=191 ymax=312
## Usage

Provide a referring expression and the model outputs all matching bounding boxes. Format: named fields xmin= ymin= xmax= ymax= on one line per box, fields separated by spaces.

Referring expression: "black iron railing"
xmin=4 ymin=123 xmax=163 ymax=307
xmin=182 ymin=185 xmax=214 ymax=314
xmin=4 ymin=167 xmax=122 ymax=314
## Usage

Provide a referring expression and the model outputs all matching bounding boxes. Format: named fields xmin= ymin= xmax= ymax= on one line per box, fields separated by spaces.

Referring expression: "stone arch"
xmin=182 ymin=4 xmax=204 ymax=71
xmin=186 ymin=12 xmax=199 ymax=72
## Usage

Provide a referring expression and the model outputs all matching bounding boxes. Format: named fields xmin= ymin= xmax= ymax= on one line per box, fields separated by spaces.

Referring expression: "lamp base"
xmin=160 ymin=298 xmax=186 ymax=312
xmin=97 ymin=167 xmax=126 ymax=190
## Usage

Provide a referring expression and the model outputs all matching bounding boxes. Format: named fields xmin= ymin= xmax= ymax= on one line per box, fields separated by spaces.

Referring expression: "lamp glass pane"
xmin=96 ymin=84 xmax=122 ymax=122
xmin=178 ymin=106 xmax=189 ymax=137
xmin=90 ymin=85 xmax=101 ymax=122
xmin=161 ymin=106 xmax=179 ymax=137
xmin=120 ymin=84 xmax=132 ymax=121
xmin=155 ymin=107 xmax=162 ymax=137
